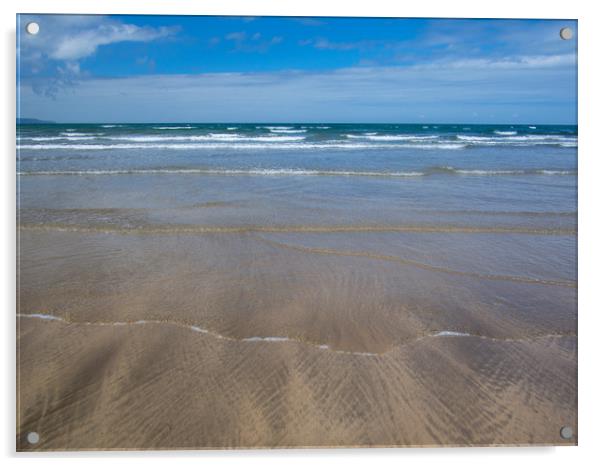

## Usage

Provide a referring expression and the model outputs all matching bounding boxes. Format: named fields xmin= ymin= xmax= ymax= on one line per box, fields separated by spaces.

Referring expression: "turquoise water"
xmin=17 ymin=123 xmax=577 ymax=226
xmin=18 ymin=123 xmax=577 ymax=178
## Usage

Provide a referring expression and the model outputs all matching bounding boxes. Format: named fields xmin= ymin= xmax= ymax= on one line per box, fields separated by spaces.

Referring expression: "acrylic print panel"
xmin=16 ymin=14 xmax=577 ymax=450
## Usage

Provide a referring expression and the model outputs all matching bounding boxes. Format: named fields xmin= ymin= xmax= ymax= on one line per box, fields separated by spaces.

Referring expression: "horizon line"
xmin=17 ymin=120 xmax=577 ymax=126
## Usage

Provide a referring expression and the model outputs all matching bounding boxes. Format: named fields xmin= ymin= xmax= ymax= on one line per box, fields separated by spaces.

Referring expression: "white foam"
xmin=449 ymin=169 xmax=574 ymax=176
xmin=241 ymin=336 xmax=292 ymax=342
xmin=189 ymin=325 xmax=209 ymax=334
xmin=19 ymin=168 xmax=426 ymax=178
xmin=455 ymin=169 xmax=522 ymax=175
xmin=18 ymin=313 xmax=65 ymax=322
xmin=402 ymin=143 xmax=464 ymax=150
xmin=152 ymin=126 xmax=194 ymax=130
xmin=433 ymin=331 xmax=471 ymax=337
xmin=110 ymin=134 xmax=306 ymax=142
xmin=17 ymin=142 xmax=466 ymax=151
xmin=101 ymin=124 xmax=118 ymax=128
xmin=346 ymin=134 xmax=439 ymax=141
xmin=23 ymin=167 xmax=574 ymax=178
xmin=538 ymin=170 xmax=575 ymax=175
xmin=494 ymin=130 xmax=518 ymax=136
xmin=268 ymin=129 xmax=307 ymax=134
xmin=529 ymin=126 xmax=537 ymax=129
xmin=456 ymin=134 xmax=577 ymax=146
xmin=59 ymin=132 xmax=99 ymax=137
xmin=22 ymin=136 xmax=97 ymax=141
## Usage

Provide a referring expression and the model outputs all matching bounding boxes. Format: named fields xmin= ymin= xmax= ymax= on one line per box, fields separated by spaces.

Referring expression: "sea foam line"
xmin=17 ymin=168 xmax=424 ymax=178
xmin=346 ymin=134 xmax=439 ymax=141
xmin=108 ymin=134 xmax=307 ymax=142
xmin=16 ymin=142 xmax=466 ymax=150
xmin=18 ymin=223 xmax=577 ymax=236
xmin=17 ymin=313 xmax=575 ymax=357
xmin=16 ymin=167 xmax=576 ymax=177
xmin=152 ymin=126 xmax=194 ymax=130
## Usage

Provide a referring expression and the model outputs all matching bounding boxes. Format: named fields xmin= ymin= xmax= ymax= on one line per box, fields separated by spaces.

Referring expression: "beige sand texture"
xmin=17 ymin=228 xmax=577 ymax=450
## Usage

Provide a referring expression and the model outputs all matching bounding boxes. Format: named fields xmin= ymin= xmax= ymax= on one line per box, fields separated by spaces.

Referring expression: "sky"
xmin=17 ymin=15 xmax=577 ymax=124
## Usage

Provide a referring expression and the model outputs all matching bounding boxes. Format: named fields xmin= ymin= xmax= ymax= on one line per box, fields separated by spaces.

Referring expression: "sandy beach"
xmin=17 ymin=224 xmax=577 ymax=449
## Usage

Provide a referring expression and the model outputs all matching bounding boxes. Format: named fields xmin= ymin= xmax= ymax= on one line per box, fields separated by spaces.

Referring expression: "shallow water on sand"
xmin=17 ymin=123 xmax=577 ymax=448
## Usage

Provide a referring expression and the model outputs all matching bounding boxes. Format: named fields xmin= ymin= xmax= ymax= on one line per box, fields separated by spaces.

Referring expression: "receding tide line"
xmin=17 ymin=313 xmax=575 ymax=357
xmin=18 ymin=224 xmax=576 ymax=236
xmin=17 ymin=168 xmax=576 ymax=177
xmin=256 ymin=236 xmax=577 ymax=288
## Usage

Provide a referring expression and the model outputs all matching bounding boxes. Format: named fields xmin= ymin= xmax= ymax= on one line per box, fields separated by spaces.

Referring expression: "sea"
xmin=17 ymin=123 xmax=577 ymax=322
xmin=17 ymin=122 xmax=577 ymax=229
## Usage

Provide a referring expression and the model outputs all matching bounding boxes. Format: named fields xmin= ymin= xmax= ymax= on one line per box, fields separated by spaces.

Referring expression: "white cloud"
xmin=414 ymin=54 xmax=576 ymax=70
xmin=20 ymin=15 xmax=177 ymax=63
xmin=50 ymin=23 xmax=174 ymax=61
xmin=223 ymin=31 xmax=283 ymax=52
xmin=18 ymin=15 xmax=178 ymax=97
xmin=19 ymin=60 xmax=577 ymax=124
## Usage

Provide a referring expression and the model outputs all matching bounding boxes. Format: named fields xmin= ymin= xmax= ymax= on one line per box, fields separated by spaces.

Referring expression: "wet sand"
xmin=17 ymin=227 xmax=577 ymax=449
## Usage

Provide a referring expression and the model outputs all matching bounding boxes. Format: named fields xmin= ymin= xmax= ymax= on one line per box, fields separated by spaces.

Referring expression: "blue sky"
xmin=17 ymin=15 xmax=577 ymax=123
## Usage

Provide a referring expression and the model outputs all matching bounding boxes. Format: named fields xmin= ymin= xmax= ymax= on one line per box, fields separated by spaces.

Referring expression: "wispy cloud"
xmin=50 ymin=23 xmax=174 ymax=61
xmin=224 ymin=30 xmax=283 ymax=52
xmin=19 ymin=58 xmax=576 ymax=123
xmin=298 ymin=19 xmax=577 ymax=67
xmin=299 ymin=38 xmax=384 ymax=51
xmin=414 ymin=54 xmax=577 ymax=70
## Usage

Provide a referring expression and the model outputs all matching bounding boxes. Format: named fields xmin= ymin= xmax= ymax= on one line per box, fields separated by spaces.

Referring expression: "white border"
xmin=3 ymin=1 xmax=601 ymax=464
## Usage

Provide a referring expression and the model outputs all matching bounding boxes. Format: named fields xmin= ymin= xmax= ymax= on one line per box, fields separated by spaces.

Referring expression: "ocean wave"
xmin=18 ymin=168 xmax=426 ymax=177
xmin=456 ymin=134 xmax=577 ymax=146
xmin=18 ymin=167 xmax=576 ymax=177
xmin=21 ymin=136 xmax=97 ymax=141
xmin=17 ymin=142 xmax=466 ymax=150
xmin=346 ymin=134 xmax=439 ymax=141
xmin=110 ymin=134 xmax=307 ymax=142
xmin=268 ymin=129 xmax=308 ymax=134
xmin=494 ymin=130 xmax=518 ymax=136
xmin=17 ymin=134 xmax=577 ymax=149
xmin=458 ymin=134 xmax=574 ymax=142
xmin=426 ymin=166 xmax=575 ymax=176
xmin=59 ymin=132 xmax=100 ymax=137
xmin=152 ymin=126 xmax=194 ymax=130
